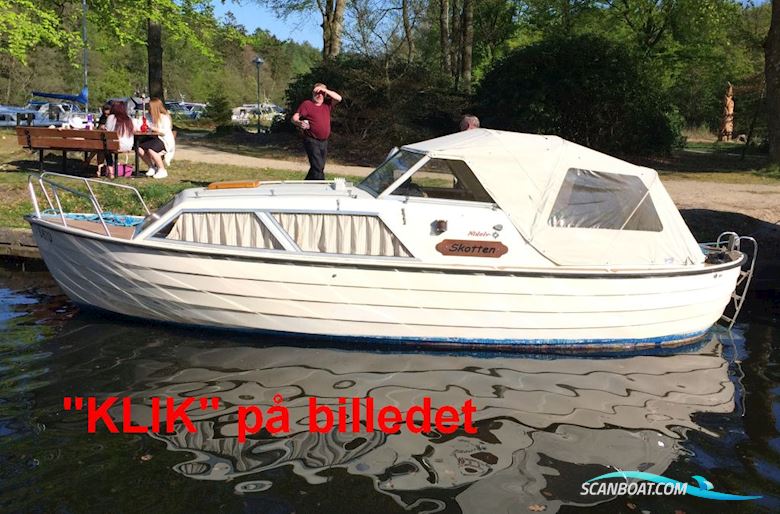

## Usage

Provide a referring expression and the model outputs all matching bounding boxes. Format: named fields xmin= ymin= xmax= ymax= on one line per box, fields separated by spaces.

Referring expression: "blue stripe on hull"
xmin=77 ymin=303 xmax=710 ymax=355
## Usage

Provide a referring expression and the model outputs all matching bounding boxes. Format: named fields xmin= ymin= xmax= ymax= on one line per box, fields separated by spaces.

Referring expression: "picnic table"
xmin=16 ymin=126 xmax=120 ymax=174
xmin=132 ymin=130 xmax=161 ymax=176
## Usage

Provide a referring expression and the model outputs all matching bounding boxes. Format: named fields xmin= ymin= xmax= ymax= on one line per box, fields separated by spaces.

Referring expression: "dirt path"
xmin=176 ymin=142 xmax=780 ymax=224
xmin=663 ymin=179 xmax=780 ymax=225
xmin=176 ymin=142 xmax=373 ymax=177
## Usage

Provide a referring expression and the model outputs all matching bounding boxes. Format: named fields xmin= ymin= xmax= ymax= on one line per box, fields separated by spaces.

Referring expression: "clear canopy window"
xmin=388 ymin=158 xmax=495 ymax=203
xmin=549 ymin=168 xmax=663 ymax=231
xmin=358 ymin=150 xmax=424 ymax=197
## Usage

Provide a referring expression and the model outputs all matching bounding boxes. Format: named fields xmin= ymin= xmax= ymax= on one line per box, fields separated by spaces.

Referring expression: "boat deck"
xmin=43 ymin=217 xmax=136 ymax=239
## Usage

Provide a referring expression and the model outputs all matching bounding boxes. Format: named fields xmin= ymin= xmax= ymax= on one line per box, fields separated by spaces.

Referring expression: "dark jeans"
xmin=303 ymin=136 xmax=328 ymax=181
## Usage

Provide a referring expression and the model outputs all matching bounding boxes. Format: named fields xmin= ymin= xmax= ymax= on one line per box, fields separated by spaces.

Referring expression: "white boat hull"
xmin=30 ymin=219 xmax=743 ymax=350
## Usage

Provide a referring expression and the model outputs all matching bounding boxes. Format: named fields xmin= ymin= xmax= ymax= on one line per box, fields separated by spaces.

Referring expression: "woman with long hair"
xmin=101 ymin=101 xmax=134 ymax=179
xmin=85 ymin=102 xmax=113 ymax=169
xmin=138 ymin=97 xmax=175 ymax=179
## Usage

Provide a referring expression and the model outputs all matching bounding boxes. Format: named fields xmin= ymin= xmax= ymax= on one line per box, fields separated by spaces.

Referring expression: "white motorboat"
xmin=0 ymin=104 xmax=63 ymax=127
xmin=24 ymin=100 xmax=84 ymax=124
xmin=25 ymin=129 xmax=756 ymax=350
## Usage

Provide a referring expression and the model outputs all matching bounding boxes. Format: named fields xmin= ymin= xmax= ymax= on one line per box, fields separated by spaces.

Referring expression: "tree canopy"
xmin=1 ymin=0 xmax=774 ymax=157
xmin=0 ymin=0 xmax=319 ymax=106
xmin=475 ymin=35 xmax=683 ymax=154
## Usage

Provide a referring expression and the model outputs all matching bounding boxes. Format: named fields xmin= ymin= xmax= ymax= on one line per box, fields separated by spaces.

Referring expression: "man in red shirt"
xmin=292 ymin=83 xmax=343 ymax=180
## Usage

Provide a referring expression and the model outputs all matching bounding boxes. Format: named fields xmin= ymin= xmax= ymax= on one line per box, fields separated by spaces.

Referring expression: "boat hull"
xmin=30 ymin=220 xmax=742 ymax=350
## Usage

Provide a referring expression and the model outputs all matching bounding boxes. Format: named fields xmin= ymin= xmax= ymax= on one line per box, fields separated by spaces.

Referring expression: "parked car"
xmin=180 ymin=102 xmax=207 ymax=120
xmin=231 ymin=103 xmax=285 ymax=126
xmin=165 ymin=101 xmax=191 ymax=120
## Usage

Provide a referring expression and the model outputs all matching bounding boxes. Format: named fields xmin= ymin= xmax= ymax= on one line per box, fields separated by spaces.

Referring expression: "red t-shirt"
xmin=296 ymin=99 xmax=333 ymax=140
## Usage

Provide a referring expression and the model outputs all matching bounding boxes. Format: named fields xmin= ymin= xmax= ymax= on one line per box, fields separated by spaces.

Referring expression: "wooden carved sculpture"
xmin=719 ymin=82 xmax=734 ymax=141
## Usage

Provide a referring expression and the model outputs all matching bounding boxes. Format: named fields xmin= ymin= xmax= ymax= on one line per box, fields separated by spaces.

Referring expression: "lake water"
xmin=1 ymin=266 xmax=778 ymax=513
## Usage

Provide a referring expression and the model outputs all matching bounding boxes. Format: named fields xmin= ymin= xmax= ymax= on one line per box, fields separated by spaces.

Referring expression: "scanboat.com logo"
xmin=581 ymin=471 xmax=761 ymax=501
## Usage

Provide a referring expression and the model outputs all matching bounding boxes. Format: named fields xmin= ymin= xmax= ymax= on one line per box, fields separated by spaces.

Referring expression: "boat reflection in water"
xmin=96 ymin=327 xmax=735 ymax=512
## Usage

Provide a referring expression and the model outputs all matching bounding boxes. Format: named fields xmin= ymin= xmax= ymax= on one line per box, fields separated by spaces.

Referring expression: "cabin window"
xmin=357 ymin=150 xmax=424 ymax=197
xmin=549 ymin=168 xmax=663 ymax=231
xmin=391 ymin=158 xmax=495 ymax=203
xmin=161 ymin=212 xmax=283 ymax=249
xmin=272 ymin=213 xmax=412 ymax=257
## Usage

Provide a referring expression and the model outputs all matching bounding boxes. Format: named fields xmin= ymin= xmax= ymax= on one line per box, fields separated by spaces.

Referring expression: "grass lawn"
xmin=683 ymin=140 xmax=766 ymax=155
xmin=659 ymin=170 xmax=780 ymax=184
xmin=0 ymin=129 xmax=363 ymax=229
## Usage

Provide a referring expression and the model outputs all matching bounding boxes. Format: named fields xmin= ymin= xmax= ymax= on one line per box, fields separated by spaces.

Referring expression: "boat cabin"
xmin=125 ymin=129 xmax=703 ymax=271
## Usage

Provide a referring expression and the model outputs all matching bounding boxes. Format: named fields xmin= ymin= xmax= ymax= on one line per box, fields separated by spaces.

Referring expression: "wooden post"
xmin=719 ymin=82 xmax=735 ymax=141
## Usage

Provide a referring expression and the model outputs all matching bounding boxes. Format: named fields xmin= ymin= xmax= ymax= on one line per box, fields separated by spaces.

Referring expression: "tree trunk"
xmin=4 ymin=57 xmax=13 ymax=104
xmin=320 ymin=0 xmax=346 ymax=60
xmin=402 ymin=0 xmax=414 ymax=63
xmin=460 ymin=0 xmax=473 ymax=93
xmin=147 ymin=19 xmax=164 ymax=100
xmin=321 ymin=0 xmax=332 ymax=60
xmin=766 ymin=0 xmax=780 ymax=163
xmin=440 ymin=0 xmax=451 ymax=73
xmin=451 ymin=0 xmax=461 ymax=83
xmin=561 ymin=0 xmax=571 ymax=31
xmin=330 ymin=0 xmax=346 ymax=57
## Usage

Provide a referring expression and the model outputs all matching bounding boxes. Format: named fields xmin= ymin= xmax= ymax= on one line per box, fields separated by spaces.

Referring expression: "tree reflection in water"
xmin=86 ymin=328 xmax=735 ymax=513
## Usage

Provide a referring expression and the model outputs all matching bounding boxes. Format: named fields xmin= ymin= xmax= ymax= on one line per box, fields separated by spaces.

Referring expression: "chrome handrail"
xmin=714 ymin=231 xmax=758 ymax=330
xmin=27 ymin=172 xmax=150 ymax=238
xmin=40 ymin=172 xmax=150 ymax=215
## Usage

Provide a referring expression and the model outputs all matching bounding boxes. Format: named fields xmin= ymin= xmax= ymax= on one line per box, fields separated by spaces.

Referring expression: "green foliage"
xmin=0 ymin=3 xmax=319 ymax=108
xmin=0 ymin=0 xmax=78 ymax=63
xmin=504 ymin=0 xmax=766 ymax=138
xmin=205 ymin=90 xmax=232 ymax=125
xmin=472 ymin=0 xmax=520 ymax=82
xmin=475 ymin=35 xmax=681 ymax=154
xmin=285 ymin=55 xmax=469 ymax=160
xmin=1 ymin=0 xmax=771 ymax=159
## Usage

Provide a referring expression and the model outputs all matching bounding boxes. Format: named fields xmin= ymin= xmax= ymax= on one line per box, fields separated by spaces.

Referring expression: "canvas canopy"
xmin=403 ymin=129 xmax=704 ymax=267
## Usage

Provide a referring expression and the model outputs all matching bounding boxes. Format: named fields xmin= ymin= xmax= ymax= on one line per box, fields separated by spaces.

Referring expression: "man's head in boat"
xmin=459 ymin=114 xmax=480 ymax=131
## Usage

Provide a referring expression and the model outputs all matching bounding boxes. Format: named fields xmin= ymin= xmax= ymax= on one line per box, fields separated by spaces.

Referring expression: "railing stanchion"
xmin=27 ymin=176 xmax=41 ymax=218
xmin=52 ymin=186 xmax=67 ymax=227
xmin=29 ymin=172 xmax=150 ymax=236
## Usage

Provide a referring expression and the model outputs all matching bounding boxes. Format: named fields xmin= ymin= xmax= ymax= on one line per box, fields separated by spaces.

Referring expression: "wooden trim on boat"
xmin=42 ymin=217 xmax=136 ymax=239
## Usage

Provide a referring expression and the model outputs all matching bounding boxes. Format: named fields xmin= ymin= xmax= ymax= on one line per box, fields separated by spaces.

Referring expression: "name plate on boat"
xmin=435 ymin=239 xmax=508 ymax=258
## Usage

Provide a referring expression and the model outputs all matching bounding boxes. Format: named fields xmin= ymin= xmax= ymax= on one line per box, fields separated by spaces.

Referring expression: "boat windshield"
xmin=137 ymin=197 xmax=177 ymax=235
xmin=357 ymin=150 xmax=424 ymax=197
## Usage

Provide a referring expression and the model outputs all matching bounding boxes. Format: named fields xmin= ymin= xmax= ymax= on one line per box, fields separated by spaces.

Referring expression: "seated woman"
xmin=138 ymin=98 xmax=175 ymax=179
xmin=85 ymin=102 xmax=113 ymax=167
xmin=97 ymin=101 xmax=112 ymax=128
xmin=101 ymin=102 xmax=134 ymax=179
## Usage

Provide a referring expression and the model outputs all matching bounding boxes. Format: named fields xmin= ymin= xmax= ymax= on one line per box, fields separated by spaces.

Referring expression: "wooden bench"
xmin=16 ymin=126 xmax=120 ymax=174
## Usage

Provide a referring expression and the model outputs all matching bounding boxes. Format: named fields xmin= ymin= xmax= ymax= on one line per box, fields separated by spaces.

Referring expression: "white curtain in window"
xmin=272 ymin=213 xmax=411 ymax=257
xmin=167 ymin=212 xmax=281 ymax=249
